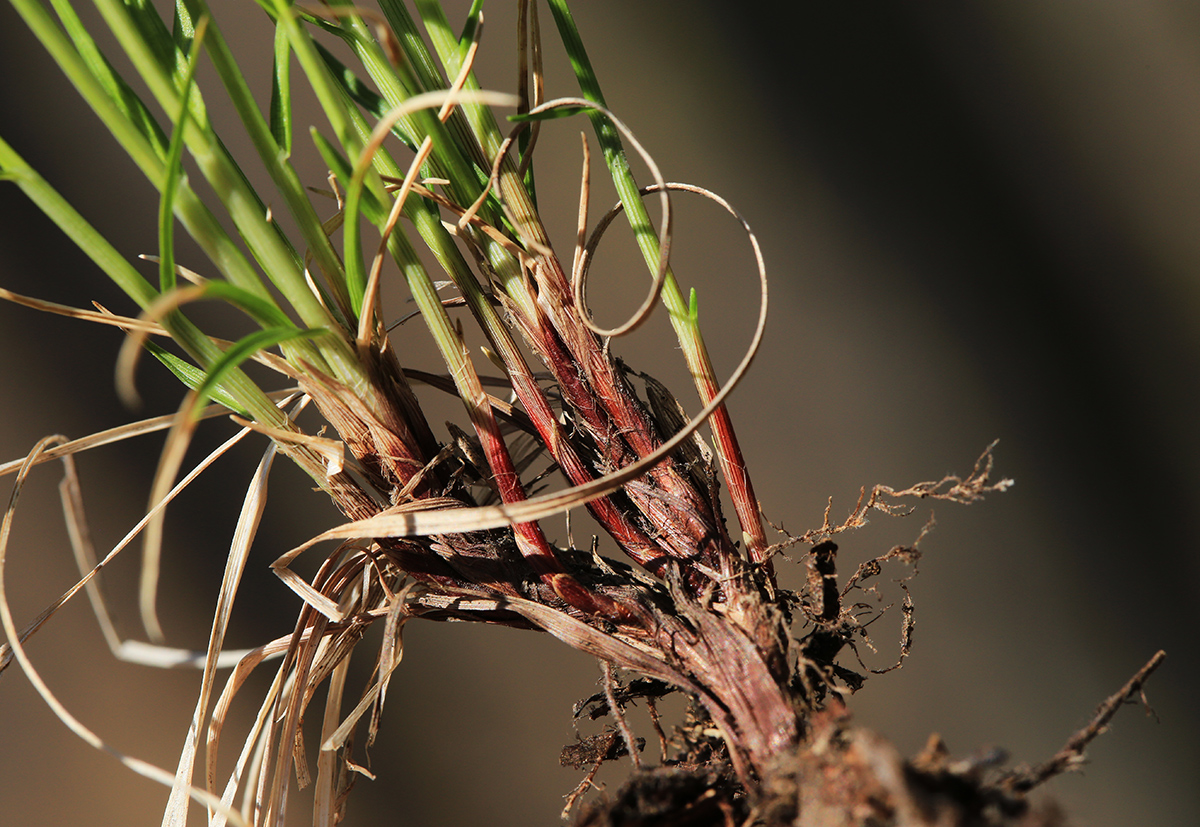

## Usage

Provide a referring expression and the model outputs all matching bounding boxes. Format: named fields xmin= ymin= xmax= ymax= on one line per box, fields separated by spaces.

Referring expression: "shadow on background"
xmin=1 ymin=1 xmax=1196 ymax=825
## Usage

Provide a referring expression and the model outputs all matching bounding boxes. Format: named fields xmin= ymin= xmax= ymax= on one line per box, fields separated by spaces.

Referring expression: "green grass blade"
xmin=544 ymin=0 xmax=677 ymax=311
xmin=10 ymin=0 xmax=284 ymax=306
xmin=46 ymin=0 xmax=168 ymax=156
xmin=331 ymin=14 xmax=483 ymax=212
xmin=402 ymin=0 xmax=546 ymax=289
xmin=458 ymin=0 xmax=484 ymax=59
xmin=171 ymin=0 xmax=196 ymax=54
xmin=407 ymin=0 xmax=503 ymax=159
xmin=199 ymin=281 xmax=296 ymax=330
xmin=374 ymin=0 xmax=448 ymax=95
xmin=384 ymin=0 xmax=514 ymax=206
xmin=184 ymin=0 xmax=352 ymax=319
xmin=0 ymin=135 xmax=158 ymax=309
xmin=0 ymin=135 xmax=299 ymax=432
xmin=193 ymin=326 xmax=324 ymax=409
xmin=122 ymin=0 xmax=184 ymax=81
xmin=159 ymin=16 xmax=207 ymax=294
xmin=144 ymin=341 xmax=250 ymax=415
xmin=267 ymin=0 xmax=363 ymax=157
xmin=309 ymin=130 xmax=389 ymax=229
xmin=269 ymin=21 xmax=293 ymax=157
xmin=86 ymin=0 xmax=371 ymax=387
xmin=313 ymin=41 xmax=417 ymax=150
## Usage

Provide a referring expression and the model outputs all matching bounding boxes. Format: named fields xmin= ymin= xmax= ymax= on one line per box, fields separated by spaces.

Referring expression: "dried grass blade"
xmin=313 ymin=656 xmax=352 ymax=827
xmin=320 ymin=680 xmax=380 ymax=756
xmin=270 ymin=565 xmax=345 ymax=621
xmin=228 ymin=414 xmax=344 ymax=477
xmin=0 ymin=389 xmax=299 ymax=479
xmin=162 ymin=443 xmax=277 ymax=827
xmin=140 ymin=390 xmax=216 ymax=643
xmin=313 ymin=586 xmax=412 ymax=758
xmin=0 ymin=286 xmax=166 ymax=335
xmin=369 ymin=582 xmax=411 ymax=741
xmin=114 ymin=639 xmax=254 ymax=669
xmin=356 ymin=132 xmax=435 ymax=350
xmin=59 ymin=454 xmax=122 ymax=653
xmin=0 ymin=436 xmax=247 ymax=825
xmin=571 ymin=130 xmax=590 ymax=282
xmin=0 ymin=423 xmax=259 ymax=676
xmin=499 ymin=593 xmax=692 ymax=690
xmin=208 ymin=634 xmax=300 ymax=827
xmin=264 ymin=618 xmax=331 ymax=825
xmin=116 ymin=285 xmax=209 ymax=409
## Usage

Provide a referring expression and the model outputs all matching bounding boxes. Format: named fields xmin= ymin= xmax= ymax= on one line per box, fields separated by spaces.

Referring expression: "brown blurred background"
xmin=1 ymin=1 xmax=1197 ymax=825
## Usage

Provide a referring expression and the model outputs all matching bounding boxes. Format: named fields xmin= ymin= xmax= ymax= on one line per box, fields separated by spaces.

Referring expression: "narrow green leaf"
xmin=171 ymin=0 xmax=196 ymax=54
xmin=313 ymin=41 xmax=417 ymax=151
xmin=0 ymin=134 xmax=158 ymax=309
xmin=92 ymin=0 xmax=321 ymax=304
xmin=47 ymin=0 xmax=169 ymax=156
xmin=407 ymin=0 xmax=503 ymax=157
xmin=341 ymin=170 xmax=369 ymax=318
xmin=310 ymin=127 xmax=353 ymax=186
xmin=545 ymin=0 xmax=692 ymax=325
xmin=266 ymin=0 xmax=362 ymax=152
xmin=159 ymin=16 xmax=208 ymax=294
xmin=269 ymin=21 xmax=292 ymax=157
xmin=331 ymin=8 xmax=484 ymax=212
xmin=199 ymin=281 xmax=294 ymax=330
xmin=0 ymin=134 xmax=298 ymax=431
xmin=458 ymin=0 xmax=484 ymax=58
xmin=143 ymin=341 xmax=249 ymax=415
xmin=374 ymin=0 xmax=448 ymax=95
xmin=194 ymin=326 xmax=324 ymax=409
xmin=181 ymin=0 xmax=339 ymax=302
xmin=12 ymin=0 xmax=280 ymax=306
xmin=121 ymin=0 xmax=183 ymax=81
xmin=93 ymin=0 xmax=364 ymax=386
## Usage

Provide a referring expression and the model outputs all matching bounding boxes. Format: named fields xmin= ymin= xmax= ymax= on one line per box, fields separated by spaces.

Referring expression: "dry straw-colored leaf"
xmin=0 ymin=437 xmax=247 ymax=825
xmin=162 ymin=443 xmax=277 ymax=827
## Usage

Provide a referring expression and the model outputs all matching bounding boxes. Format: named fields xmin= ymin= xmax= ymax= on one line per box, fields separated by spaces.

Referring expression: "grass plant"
xmin=0 ymin=2 xmax=1161 ymax=825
